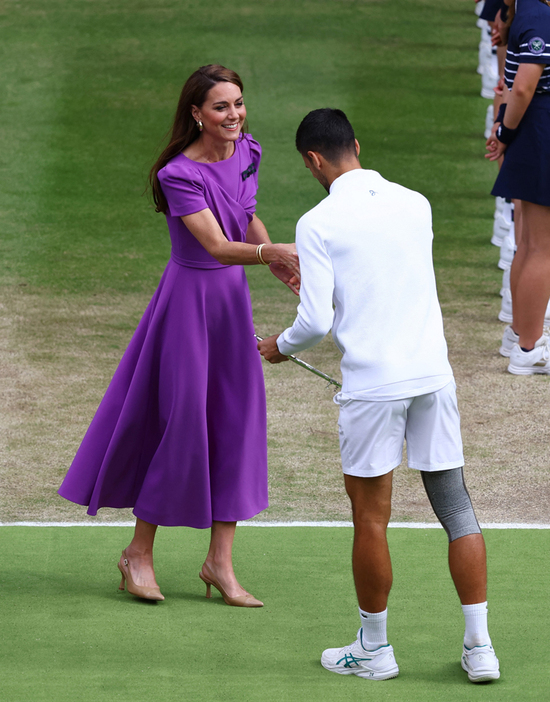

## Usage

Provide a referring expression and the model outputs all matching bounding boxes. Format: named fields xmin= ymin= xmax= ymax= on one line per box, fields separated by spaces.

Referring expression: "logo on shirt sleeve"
xmin=528 ymin=37 xmax=546 ymax=55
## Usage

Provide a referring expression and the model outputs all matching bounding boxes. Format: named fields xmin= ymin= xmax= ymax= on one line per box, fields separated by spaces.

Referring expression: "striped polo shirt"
xmin=504 ymin=0 xmax=550 ymax=93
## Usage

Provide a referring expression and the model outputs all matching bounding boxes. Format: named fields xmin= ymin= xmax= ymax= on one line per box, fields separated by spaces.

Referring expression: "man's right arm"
xmin=276 ymin=216 xmax=335 ymax=357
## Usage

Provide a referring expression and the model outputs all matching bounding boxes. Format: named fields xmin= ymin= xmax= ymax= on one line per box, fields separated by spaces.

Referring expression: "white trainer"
xmin=498 ymin=231 xmax=516 ymax=271
xmin=498 ymin=288 xmax=513 ymax=324
xmin=481 ymin=71 xmax=498 ymax=99
xmin=481 ymin=51 xmax=499 ymax=99
xmin=492 ymin=214 xmax=511 ymax=247
xmin=492 ymin=198 xmax=513 ymax=247
xmin=500 ymin=325 xmax=519 ymax=357
xmin=478 ymin=25 xmax=492 ymax=76
xmin=461 ymin=644 xmax=500 ymax=683
xmin=508 ymin=336 xmax=550 ymax=375
xmin=321 ymin=629 xmax=399 ymax=680
xmin=494 ymin=196 xmax=506 ymax=218
xmin=500 ymin=267 xmax=510 ymax=297
xmin=478 ymin=24 xmax=491 ymax=75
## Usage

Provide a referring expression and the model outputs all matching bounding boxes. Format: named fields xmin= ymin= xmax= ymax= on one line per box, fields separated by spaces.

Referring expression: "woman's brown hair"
xmin=149 ymin=65 xmax=246 ymax=214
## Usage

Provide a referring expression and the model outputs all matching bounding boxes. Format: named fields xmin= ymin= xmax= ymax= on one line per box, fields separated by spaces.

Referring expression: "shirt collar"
xmin=329 ymin=168 xmax=379 ymax=195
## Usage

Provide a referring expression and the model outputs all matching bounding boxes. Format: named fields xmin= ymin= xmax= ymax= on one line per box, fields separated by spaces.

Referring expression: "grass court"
xmin=1 ymin=526 xmax=549 ymax=702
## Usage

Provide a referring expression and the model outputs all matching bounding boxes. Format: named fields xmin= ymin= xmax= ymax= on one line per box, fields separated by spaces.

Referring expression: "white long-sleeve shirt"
xmin=276 ymin=169 xmax=453 ymax=400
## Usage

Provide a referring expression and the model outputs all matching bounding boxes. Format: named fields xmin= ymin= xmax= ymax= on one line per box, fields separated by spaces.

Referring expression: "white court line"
xmin=1 ymin=521 xmax=549 ymax=529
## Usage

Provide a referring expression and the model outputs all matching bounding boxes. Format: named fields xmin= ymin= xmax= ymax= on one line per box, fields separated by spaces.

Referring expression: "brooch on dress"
xmin=241 ymin=163 xmax=257 ymax=181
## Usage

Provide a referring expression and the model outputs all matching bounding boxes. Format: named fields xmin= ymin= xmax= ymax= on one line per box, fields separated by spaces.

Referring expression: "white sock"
xmin=358 ymin=607 xmax=388 ymax=650
xmin=462 ymin=601 xmax=492 ymax=648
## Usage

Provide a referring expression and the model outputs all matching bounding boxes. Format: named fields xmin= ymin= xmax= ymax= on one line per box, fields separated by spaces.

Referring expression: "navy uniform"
xmin=492 ymin=0 xmax=550 ymax=205
xmin=480 ymin=0 xmax=506 ymax=21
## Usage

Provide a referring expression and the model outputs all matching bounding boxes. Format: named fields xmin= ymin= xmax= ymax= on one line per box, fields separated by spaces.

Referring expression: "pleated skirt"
xmin=492 ymin=92 xmax=550 ymax=207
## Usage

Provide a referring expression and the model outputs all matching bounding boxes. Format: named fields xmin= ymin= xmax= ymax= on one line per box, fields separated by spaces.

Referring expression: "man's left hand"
xmin=257 ymin=334 xmax=289 ymax=364
xmin=269 ymin=262 xmax=300 ymax=295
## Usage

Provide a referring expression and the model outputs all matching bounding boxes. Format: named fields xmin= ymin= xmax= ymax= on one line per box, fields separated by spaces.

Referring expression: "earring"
xmin=197 ymin=120 xmax=203 ymax=132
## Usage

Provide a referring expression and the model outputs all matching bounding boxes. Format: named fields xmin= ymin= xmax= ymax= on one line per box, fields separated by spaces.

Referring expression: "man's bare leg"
xmin=449 ymin=533 xmax=487 ymax=605
xmin=344 ymin=472 xmax=394 ymax=614
xmin=320 ymin=472 xmax=399 ymax=679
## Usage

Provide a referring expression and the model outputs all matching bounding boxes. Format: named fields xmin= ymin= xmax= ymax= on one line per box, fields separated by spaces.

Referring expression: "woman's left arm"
xmin=246 ymin=214 xmax=300 ymax=295
xmin=245 ymin=213 xmax=272 ymax=245
xmin=504 ymin=63 xmax=545 ymax=127
xmin=486 ymin=63 xmax=545 ymax=161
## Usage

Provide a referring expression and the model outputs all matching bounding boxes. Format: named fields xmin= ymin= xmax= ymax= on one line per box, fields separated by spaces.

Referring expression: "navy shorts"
xmin=492 ymin=92 xmax=550 ymax=207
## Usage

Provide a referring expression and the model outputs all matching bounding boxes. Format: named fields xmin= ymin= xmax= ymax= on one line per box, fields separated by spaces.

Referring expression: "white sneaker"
xmin=321 ymin=629 xmax=399 ymax=680
xmin=498 ymin=231 xmax=516 ymax=270
xmin=462 ymin=644 xmax=500 ymax=683
xmin=492 ymin=214 xmax=512 ymax=247
xmin=494 ymin=196 xmax=506 ymax=217
xmin=498 ymin=288 xmax=513 ymax=323
xmin=508 ymin=336 xmax=550 ymax=375
xmin=500 ymin=267 xmax=510 ymax=297
xmin=481 ymin=52 xmax=499 ymax=99
xmin=481 ymin=74 xmax=498 ymax=99
xmin=492 ymin=198 xmax=513 ymax=247
xmin=500 ymin=325 xmax=519 ymax=357
xmin=478 ymin=23 xmax=491 ymax=54
xmin=478 ymin=32 xmax=492 ymax=78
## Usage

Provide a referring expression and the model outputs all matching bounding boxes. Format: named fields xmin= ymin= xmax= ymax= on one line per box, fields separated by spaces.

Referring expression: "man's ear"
xmin=355 ymin=139 xmax=361 ymax=157
xmin=307 ymin=151 xmax=323 ymax=169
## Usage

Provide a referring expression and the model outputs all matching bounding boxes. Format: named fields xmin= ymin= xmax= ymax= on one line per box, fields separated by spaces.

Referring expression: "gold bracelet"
xmin=256 ymin=243 xmax=269 ymax=265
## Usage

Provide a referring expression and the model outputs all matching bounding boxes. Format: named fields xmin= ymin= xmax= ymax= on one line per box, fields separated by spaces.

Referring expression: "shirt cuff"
xmin=276 ymin=330 xmax=294 ymax=356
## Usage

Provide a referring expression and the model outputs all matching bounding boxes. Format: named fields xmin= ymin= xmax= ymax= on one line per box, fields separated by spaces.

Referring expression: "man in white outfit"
xmin=258 ymin=109 xmax=500 ymax=684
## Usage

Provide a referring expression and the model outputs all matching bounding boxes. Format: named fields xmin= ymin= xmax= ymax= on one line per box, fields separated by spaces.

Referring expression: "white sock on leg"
xmin=461 ymin=601 xmax=492 ymax=648
xmin=358 ymin=607 xmax=388 ymax=650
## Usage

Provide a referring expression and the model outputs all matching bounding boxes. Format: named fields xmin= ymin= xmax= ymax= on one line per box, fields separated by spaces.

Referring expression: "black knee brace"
xmin=421 ymin=467 xmax=481 ymax=542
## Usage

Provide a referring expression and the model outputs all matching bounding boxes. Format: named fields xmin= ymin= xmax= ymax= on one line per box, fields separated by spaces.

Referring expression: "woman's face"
xmin=192 ymin=82 xmax=246 ymax=143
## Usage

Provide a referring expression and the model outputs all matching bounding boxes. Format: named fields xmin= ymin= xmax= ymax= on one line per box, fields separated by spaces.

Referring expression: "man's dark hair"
xmin=295 ymin=108 xmax=356 ymax=163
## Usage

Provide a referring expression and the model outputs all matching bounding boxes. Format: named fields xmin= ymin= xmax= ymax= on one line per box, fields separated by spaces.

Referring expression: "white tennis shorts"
xmin=337 ymin=381 xmax=464 ymax=478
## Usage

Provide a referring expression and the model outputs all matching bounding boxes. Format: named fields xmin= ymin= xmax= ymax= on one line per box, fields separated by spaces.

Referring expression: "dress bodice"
xmin=157 ymin=134 xmax=262 ymax=268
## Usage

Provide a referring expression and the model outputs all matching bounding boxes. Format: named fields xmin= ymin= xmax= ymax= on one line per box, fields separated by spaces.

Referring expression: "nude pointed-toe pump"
xmin=117 ymin=549 xmax=165 ymax=601
xmin=199 ymin=563 xmax=263 ymax=607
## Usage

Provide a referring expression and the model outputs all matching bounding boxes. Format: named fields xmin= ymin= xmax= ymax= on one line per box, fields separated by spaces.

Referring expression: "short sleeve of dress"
xmin=240 ymin=135 xmax=262 ymax=218
xmin=517 ymin=15 xmax=550 ymax=65
xmin=157 ymin=162 xmax=208 ymax=217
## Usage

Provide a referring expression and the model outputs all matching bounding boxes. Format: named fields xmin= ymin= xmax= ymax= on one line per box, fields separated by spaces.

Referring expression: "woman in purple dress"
xmin=58 ymin=65 xmax=299 ymax=606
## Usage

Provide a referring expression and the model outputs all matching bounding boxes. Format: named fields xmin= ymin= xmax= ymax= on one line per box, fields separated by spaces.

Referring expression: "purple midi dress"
xmin=58 ymin=134 xmax=269 ymax=528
